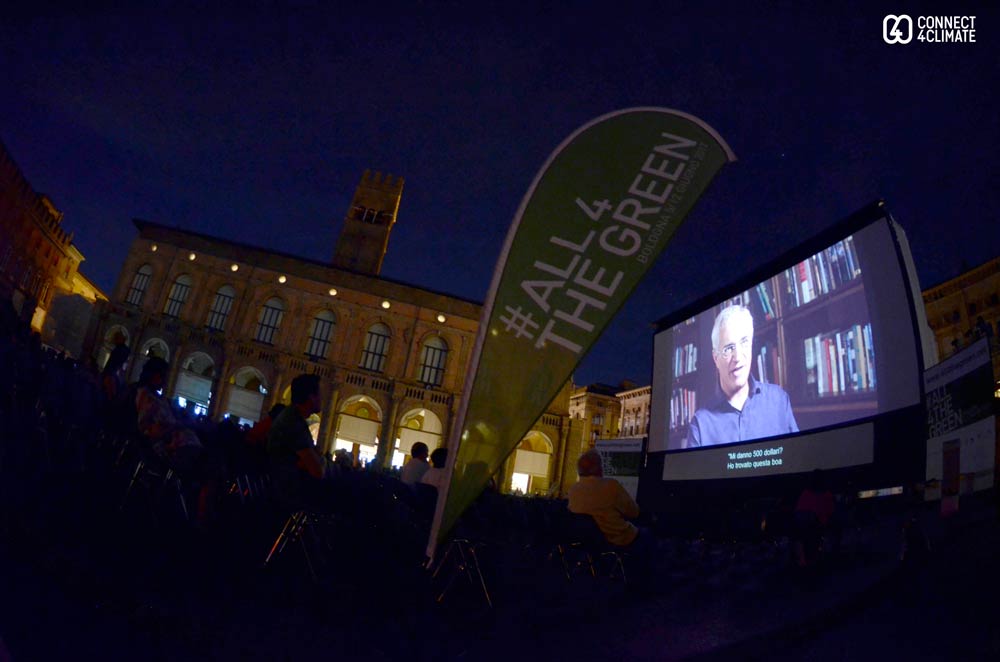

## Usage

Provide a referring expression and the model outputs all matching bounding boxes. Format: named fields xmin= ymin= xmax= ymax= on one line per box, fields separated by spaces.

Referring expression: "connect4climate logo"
xmin=883 ymin=14 xmax=977 ymax=44
xmin=883 ymin=14 xmax=913 ymax=44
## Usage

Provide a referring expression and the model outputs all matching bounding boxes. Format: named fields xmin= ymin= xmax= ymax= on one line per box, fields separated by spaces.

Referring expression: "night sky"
xmin=3 ymin=1 xmax=997 ymax=386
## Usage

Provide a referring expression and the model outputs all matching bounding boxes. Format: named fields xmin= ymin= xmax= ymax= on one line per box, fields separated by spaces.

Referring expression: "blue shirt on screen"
xmin=686 ymin=376 xmax=799 ymax=448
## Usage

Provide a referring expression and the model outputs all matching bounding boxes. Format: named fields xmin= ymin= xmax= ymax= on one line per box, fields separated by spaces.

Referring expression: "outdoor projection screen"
xmin=649 ymin=214 xmax=923 ymax=481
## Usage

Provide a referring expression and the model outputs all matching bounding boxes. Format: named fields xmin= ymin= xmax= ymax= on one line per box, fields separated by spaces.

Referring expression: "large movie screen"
xmin=649 ymin=217 xmax=922 ymax=480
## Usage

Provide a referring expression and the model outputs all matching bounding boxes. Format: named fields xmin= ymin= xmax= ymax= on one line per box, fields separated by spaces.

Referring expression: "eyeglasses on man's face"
xmin=716 ymin=335 xmax=752 ymax=360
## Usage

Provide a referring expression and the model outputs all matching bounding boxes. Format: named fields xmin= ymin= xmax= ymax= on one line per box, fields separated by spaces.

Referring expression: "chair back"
xmin=557 ymin=509 xmax=608 ymax=549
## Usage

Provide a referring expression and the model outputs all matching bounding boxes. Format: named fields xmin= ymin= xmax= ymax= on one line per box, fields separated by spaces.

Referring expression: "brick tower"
xmin=332 ymin=170 xmax=404 ymax=275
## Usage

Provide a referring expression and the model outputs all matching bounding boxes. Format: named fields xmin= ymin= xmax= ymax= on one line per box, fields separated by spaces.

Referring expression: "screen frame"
xmin=639 ymin=201 xmax=928 ymax=508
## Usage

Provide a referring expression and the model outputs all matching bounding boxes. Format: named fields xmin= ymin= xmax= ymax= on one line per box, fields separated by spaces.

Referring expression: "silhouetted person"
xmin=420 ymin=448 xmax=448 ymax=491
xmin=135 ymin=357 xmax=221 ymax=523
xmin=266 ymin=374 xmax=329 ymax=509
xmin=101 ymin=331 xmax=130 ymax=402
xmin=135 ymin=357 xmax=203 ymax=472
xmin=401 ymin=441 xmax=430 ymax=486
xmin=332 ymin=448 xmax=354 ymax=473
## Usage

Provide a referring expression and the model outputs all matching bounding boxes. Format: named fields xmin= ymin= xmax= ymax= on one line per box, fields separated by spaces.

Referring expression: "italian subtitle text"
xmin=725 ymin=445 xmax=784 ymax=471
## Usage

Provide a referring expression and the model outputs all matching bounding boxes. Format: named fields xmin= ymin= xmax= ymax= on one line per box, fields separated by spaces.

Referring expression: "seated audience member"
xmin=568 ymin=450 xmax=654 ymax=589
xmin=135 ymin=357 xmax=203 ymax=472
xmin=401 ymin=441 xmax=430 ymax=486
xmin=136 ymin=357 xmax=223 ymax=523
xmin=568 ymin=450 xmax=639 ymax=547
xmin=266 ymin=374 xmax=329 ymax=507
xmin=332 ymin=448 xmax=354 ymax=473
xmin=420 ymin=448 xmax=448 ymax=491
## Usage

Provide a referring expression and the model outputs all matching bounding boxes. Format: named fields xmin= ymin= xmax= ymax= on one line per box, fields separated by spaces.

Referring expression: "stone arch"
xmin=355 ymin=314 xmax=394 ymax=342
xmin=172 ymin=351 xmax=215 ymax=415
xmin=301 ymin=302 xmax=339 ymax=325
xmin=250 ymin=289 xmax=292 ymax=322
xmin=510 ymin=430 xmax=554 ymax=495
xmin=392 ymin=407 xmax=444 ymax=468
xmin=231 ymin=366 xmax=268 ymax=391
xmin=332 ymin=394 xmax=385 ymax=466
xmin=223 ymin=366 xmax=270 ymax=423
xmin=520 ymin=430 xmax=554 ymax=454
xmin=415 ymin=328 xmax=460 ymax=353
xmin=182 ymin=351 xmax=216 ymax=378
xmin=140 ymin=337 xmax=170 ymax=359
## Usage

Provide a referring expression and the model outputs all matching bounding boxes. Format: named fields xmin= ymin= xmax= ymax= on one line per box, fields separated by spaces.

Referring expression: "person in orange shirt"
xmin=568 ymin=450 xmax=640 ymax=546
xmin=568 ymin=450 xmax=655 ymax=594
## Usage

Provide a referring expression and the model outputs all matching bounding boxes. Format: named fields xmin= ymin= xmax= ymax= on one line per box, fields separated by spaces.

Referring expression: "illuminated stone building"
xmin=569 ymin=382 xmax=623 ymax=446
xmin=922 ymin=255 xmax=1000 ymax=396
xmin=503 ymin=381 xmax=587 ymax=496
xmin=617 ymin=383 xmax=651 ymax=438
xmin=86 ymin=171 xmax=583 ymax=491
xmin=0 ymin=140 xmax=105 ymax=340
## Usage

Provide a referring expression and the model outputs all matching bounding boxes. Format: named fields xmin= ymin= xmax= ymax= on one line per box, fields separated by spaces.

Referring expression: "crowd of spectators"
xmin=0 ymin=296 xmax=879 ymax=611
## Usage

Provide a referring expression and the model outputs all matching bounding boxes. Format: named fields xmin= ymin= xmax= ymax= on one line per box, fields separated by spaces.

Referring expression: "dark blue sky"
xmin=3 ymin=1 xmax=997 ymax=385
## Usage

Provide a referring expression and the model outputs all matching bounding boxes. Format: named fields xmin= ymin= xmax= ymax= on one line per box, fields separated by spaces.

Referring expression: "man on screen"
xmin=686 ymin=305 xmax=798 ymax=448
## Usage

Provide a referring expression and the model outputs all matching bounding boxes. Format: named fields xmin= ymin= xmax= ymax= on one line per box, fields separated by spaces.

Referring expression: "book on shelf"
xmin=863 ymin=323 xmax=876 ymax=388
xmin=844 ymin=236 xmax=860 ymax=278
xmin=670 ymin=387 xmax=697 ymax=430
xmin=784 ymin=266 xmax=799 ymax=308
xmin=755 ymin=343 xmax=780 ymax=385
xmin=801 ymin=322 xmax=876 ymax=398
xmin=673 ymin=343 xmax=698 ymax=377
xmin=755 ymin=282 xmax=775 ymax=320
xmin=785 ymin=236 xmax=862 ymax=310
xmin=804 ymin=337 xmax=817 ymax=388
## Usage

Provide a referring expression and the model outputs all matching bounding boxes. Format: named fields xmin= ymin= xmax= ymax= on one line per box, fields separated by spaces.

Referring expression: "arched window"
xmin=162 ymin=274 xmax=193 ymax=318
xmin=254 ymin=297 xmax=285 ymax=344
xmin=359 ymin=323 xmax=390 ymax=372
xmin=206 ymin=285 xmax=236 ymax=331
xmin=305 ymin=310 xmax=336 ymax=359
xmin=418 ymin=336 xmax=448 ymax=387
xmin=125 ymin=264 xmax=153 ymax=306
